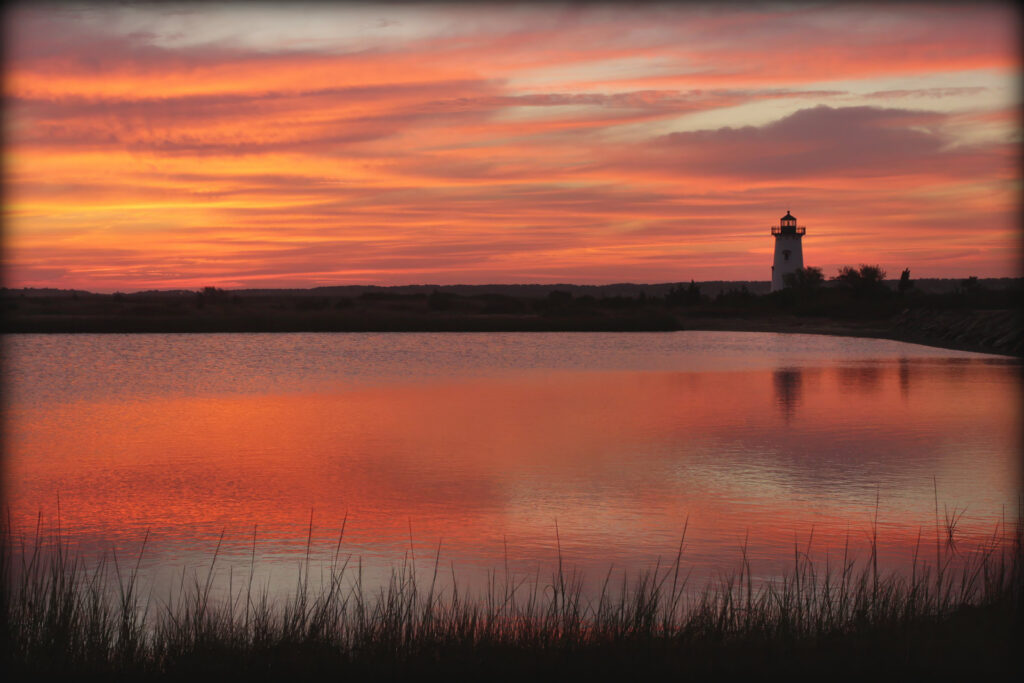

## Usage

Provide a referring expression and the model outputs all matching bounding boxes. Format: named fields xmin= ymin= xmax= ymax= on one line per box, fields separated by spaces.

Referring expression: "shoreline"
xmin=5 ymin=311 xmax=1020 ymax=357
xmin=676 ymin=315 xmax=1020 ymax=357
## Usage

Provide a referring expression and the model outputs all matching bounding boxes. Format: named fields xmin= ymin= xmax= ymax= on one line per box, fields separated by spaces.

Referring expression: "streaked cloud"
xmin=3 ymin=3 xmax=1020 ymax=291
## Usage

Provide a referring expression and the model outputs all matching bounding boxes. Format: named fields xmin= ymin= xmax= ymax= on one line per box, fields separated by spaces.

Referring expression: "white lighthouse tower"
xmin=770 ymin=210 xmax=806 ymax=292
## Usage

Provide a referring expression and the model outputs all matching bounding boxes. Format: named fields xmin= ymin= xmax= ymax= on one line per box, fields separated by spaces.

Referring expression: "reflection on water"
xmin=899 ymin=358 xmax=911 ymax=399
xmin=836 ymin=364 xmax=884 ymax=394
xmin=773 ymin=368 xmax=803 ymax=421
xmin=4 ymin=332 xmax=1020 ymax=596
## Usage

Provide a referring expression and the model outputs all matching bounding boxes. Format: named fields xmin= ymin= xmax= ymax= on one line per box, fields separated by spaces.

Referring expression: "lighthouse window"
xmin=783 ymin=250 xmax=791 ymax=261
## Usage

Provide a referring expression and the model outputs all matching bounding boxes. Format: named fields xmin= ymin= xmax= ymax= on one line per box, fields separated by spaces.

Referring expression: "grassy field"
xmin=3 ymin=511 xmax=1020 ymax=680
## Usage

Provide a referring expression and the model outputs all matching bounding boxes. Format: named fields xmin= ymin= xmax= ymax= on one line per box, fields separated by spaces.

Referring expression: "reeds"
xmin=3 ymin=508 xmax=1020 ymax=678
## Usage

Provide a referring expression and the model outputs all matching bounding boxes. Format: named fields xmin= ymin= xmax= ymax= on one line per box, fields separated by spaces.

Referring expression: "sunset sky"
xmin=4 ymin=2 xmax=1021 ymax=292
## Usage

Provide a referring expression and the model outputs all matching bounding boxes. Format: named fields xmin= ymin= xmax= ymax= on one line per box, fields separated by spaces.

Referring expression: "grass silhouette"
xmin=3 ymin=506 xmax=1020 ymax=679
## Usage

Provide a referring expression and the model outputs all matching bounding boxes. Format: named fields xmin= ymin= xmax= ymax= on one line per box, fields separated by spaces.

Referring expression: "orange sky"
xmin=3 ymin=3 xmax=1021 ymax=292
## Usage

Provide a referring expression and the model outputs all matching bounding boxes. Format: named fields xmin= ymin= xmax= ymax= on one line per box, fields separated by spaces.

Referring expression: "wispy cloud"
xmin=3 ymin=3 xmax=1020 ymax=290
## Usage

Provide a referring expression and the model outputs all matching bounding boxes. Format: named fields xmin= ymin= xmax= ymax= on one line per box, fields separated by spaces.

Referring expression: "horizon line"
xmin=6 ymin=275 xmax=1021 ymax=297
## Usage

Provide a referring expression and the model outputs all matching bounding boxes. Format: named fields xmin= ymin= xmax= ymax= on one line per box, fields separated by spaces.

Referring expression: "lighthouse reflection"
xmin=773 ymin=367 xmax=803 ymax=421
xmin=836 ymin=364 xmax=883 ymax=393
xmin=774 ymin=362 xmax=921 ymax=418
xmin=899 ymin=358 xmax=911 ymax=399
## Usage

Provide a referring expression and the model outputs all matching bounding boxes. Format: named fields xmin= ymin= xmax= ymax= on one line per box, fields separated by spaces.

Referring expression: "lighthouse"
xmin=770 ymin=211 xmax=806 ymax=292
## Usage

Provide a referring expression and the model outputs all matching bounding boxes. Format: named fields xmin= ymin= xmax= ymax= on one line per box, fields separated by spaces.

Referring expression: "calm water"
xmin=3 ymin=332 xmax=1020 ymax=596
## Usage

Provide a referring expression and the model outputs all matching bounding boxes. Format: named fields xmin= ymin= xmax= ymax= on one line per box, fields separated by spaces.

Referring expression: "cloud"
xmin=864 ymin=87 xmax=989 ymax=99
xmin=3 ymin=5 xmax=1020 ymax=290
xmin=636 ymin=105 xmax=1012 ymax=180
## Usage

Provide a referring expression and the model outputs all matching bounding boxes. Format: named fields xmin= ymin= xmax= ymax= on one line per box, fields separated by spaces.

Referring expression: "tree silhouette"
xmin=959 ymin=276 xmax=980 ymax=292
xmin=898 ymin=268 xmax=913 ymax=293
xmin=857 ymin=265 xmax=886 ymax=284
xmin=666 ymin=280 xmax=702 ymax=306
xmin=783 ymin=266 xmax=824 ymax=290
xmin=833 ymin=265 xmax=888 ymax=298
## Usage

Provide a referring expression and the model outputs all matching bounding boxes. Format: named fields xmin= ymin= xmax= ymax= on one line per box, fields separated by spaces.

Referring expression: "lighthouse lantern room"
xmin=770 ymin=211 xmax=806 ymax=292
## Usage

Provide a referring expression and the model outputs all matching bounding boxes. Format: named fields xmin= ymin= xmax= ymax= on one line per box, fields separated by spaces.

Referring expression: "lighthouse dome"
xmin=781 ymin=211 xmax=796 ymax=221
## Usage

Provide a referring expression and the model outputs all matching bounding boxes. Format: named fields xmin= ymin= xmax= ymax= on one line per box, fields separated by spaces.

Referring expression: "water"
xmin=3 ymin=331 xmax=1019 ymax=596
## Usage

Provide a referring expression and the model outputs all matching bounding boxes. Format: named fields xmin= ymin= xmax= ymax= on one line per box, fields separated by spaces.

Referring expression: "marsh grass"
xmin=3 ymin=507 xmax=1020 ymax=680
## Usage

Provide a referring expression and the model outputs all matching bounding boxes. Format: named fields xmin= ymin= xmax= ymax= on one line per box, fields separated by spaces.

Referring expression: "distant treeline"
xmin=3 ymin=270 xmax=1021 ymax=354
xmin=5 ymin=275 xmax=1020 ymax=300
xmin=3 ymin=271 xmax=1020 ymax=320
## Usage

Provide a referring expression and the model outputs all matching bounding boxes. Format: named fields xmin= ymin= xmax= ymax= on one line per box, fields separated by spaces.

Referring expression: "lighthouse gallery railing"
xmin=771 ymin=226 xmax=806 ymax=236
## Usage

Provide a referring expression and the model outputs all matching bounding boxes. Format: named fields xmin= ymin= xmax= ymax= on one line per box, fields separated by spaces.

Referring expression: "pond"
xmin=3 ymin=331 xmax=1019 ymax=598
